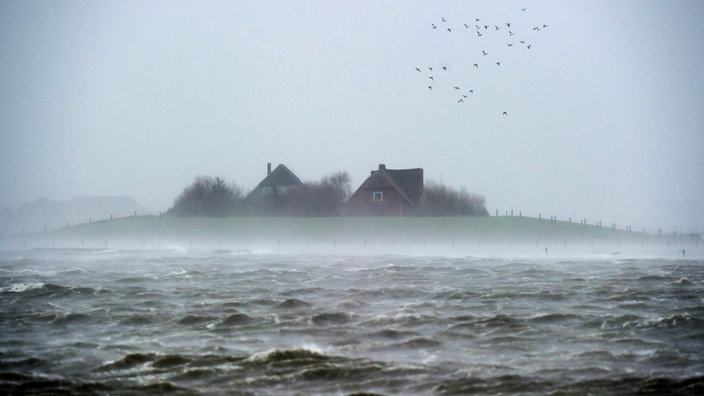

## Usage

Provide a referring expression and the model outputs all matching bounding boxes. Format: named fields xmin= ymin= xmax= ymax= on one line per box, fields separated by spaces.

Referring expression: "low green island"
xmin=5 ymin=215 xmax=688 ymax=257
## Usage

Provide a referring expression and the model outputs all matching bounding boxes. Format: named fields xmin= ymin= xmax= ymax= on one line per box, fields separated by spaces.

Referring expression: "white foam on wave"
xmin=244 ymin=342 xmax=337 ymax=363
xmin=1 ymin=282 xmax=46 ymax=293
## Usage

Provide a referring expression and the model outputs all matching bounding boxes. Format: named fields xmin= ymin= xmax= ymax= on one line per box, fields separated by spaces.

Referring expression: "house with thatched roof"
xmin=246 ymin=163 xmax=304 ymax=213
xmin=247 ymin=163 xmax=303 ymax=199
xmin=346 ymin=164 xmax=423 ymax=216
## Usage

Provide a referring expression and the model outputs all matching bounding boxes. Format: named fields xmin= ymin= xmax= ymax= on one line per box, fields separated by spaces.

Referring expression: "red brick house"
xmin=346 ymin=164 xmax=423 ymax=216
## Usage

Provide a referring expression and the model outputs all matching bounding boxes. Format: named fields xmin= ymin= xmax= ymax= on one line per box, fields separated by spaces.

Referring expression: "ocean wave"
xmin=397 ymin=337 xmax=443 ymax=349
xmin=96 ymin=353 xmax=158 ymax=372
xmin=0 ymin=357 xmax=46 ymax=372
xmin=239 ymin=347 xmax=396 ymax=392
xmin=600 ymin=314 xmax=644 ymax=329
xmin=219 ymin=312 xmax=254 ymax=326
xmin=434 ymin=374 xmax=552 ymax=394
xmin=435 ymin=374 xmax=704 ymax=396
xmin=310 ymin=312 xmax=352 ymax=326
xmin=528 ymin=312 xmax=582 ymax=324
xmin=601 ymin=313 xmax=701 ymax=330
xmin=245 ymin=348 xmax=333 ymax=365
xmin=0 ymin=282 xmax=46 ymax=293
xmin=556 ymin=375 xmax=704 ymax=396
xmin=671 ymin=277 xmax=693 ymax=285
xmin=0 ymin=282 xmax=109 ymax=297
xmin=177 ymin=314 xmax=217 ymax=326
xmin=276 ymin=298 xmax=311 ymax=309
xmin=366 ymin=328 xmax=422 ymax=340
xmin=0 ymin=374 xmax=115 ymax=395
xmin=51 ymin=312 xmax=94 ymax=326
xmin=644 ymin=313 xmax=701 ymax=329
xmin=118 ymin=314 xmax=168 ymax=326
xmin=473 ymin=314 xmax=525 ymax=329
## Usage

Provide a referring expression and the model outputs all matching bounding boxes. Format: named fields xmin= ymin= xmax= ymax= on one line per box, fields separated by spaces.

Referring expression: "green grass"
xmin=33 ymin=215 xmax=653 ymax=245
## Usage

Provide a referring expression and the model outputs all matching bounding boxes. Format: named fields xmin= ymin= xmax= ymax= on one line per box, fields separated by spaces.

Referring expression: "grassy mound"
xmin=15 ymin=215 xmax=658 ymax=248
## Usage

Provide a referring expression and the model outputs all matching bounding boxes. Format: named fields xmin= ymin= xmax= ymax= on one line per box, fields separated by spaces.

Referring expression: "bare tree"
xmin=279 ymin=171 xmax=351 ymax=216
xmin=167 ymin=176 xmax=244 ymax=217
xmin=418 ymin=181 xmax=488 ymax=216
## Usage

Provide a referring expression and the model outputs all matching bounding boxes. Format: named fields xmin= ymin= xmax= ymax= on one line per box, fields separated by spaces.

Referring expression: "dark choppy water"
xmin=1 ymin=247 xmax=703 ymax=395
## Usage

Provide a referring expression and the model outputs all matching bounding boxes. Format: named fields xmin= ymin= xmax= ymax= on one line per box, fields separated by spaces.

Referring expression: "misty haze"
xmin=1 ymin=1 xmax=703 ymax=395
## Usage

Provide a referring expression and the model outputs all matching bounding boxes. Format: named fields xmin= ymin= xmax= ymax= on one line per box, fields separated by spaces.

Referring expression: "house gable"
xmin=346 ymin=164 xmax=423 ymax=216
xmin=247 ymin=164 xmax=303 ymax=200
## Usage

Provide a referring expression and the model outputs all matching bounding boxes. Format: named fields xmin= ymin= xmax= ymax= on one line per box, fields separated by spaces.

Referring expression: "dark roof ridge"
xmin=255 ymin=164 xmax=302 ymax=188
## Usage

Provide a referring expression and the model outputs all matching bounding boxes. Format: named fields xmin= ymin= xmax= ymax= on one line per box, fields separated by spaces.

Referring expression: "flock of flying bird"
xmin=416 ymin=7 xmax=549 ymax=116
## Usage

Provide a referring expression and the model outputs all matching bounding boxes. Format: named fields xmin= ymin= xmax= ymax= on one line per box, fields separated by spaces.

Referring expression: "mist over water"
xmin=1 ymin=245 xmax=702 ymax=395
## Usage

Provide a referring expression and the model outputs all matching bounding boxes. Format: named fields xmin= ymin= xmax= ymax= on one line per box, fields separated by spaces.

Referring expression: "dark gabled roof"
xmin=375 ymin=168 xmax=423 ymax=205
xmin=246 ymin=164 xmax=303 ymax=200
xmin=357 ymin=166 xmax=424 ymax=206
xmin=255 ymin=164 xmax=302 ymax=188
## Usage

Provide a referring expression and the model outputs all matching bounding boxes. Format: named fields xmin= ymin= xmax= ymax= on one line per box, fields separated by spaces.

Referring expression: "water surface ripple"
xmin=1 ymin=249 xmax=702 ymax=395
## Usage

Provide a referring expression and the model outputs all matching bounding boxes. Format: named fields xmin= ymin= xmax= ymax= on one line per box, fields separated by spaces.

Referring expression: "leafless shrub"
xmin=167 ymin=176 xmax=244 ymax=217
xmin=417 ymin=181 xmax=488 ymax=216
xmin=282 ymin=171 xmax=351 ymax=216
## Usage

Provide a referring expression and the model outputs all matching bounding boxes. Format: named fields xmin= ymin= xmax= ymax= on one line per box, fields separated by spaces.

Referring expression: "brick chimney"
xmin=267 ymin=162 xmax=272 ymax=175
xmin=378 ymin=164 xmax=386 ymax=171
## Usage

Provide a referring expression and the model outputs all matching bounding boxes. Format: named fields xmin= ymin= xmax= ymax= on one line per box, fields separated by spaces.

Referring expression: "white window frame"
xmin=373 ymin=191 xmax=383 ymax=201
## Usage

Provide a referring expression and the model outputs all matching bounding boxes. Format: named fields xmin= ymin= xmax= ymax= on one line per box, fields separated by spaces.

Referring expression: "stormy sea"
xmin=1 ymin=246 xmax=702 ymax=395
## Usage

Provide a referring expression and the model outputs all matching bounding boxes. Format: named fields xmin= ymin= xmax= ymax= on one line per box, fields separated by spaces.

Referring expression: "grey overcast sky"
xmin=1 ymin=0 xmax=703 ymax=232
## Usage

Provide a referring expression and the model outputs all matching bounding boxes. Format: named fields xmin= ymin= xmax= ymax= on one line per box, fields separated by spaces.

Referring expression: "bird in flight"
xmin=496 ymin=62 xmax=501 ymax=66
xmin=477 ymin=31 xmax=482 ymax=37
xmin=429 ymin=67 xmax=433 ymax=71
xmin=473 ymin=63 xmax=479 ymax=68
xmin=507 ymin=22 xmax=511 ymax=28
xmin=458 ymin=99 xmax=464 ymax=103
xmin=442 ymin=17 xmax=446 ymax=22
xmin=507 ymin=43 xmax=513 ymax=47
xmin=447 ymin=28 xmax=452 ymax=32
xmin=428 ymin=76 xmax=434 ymax=81
xmin=482 ymin=50 xmax=488 ymax=56
xmin=432 ymin=24 xmax=437 ymax=29
xmin=454 ymin=86 xmax=460 ymax=90
xmin=442 ymin=66 xmax=447 ymax=71
xmin=522 ymin=8 xmax=526 ymax=11
xmin=415 ymin=67 xmax=421 ymax=72
xmin=527 ymin=44 xmax=532 ymax=49
xmin=502 ymin=111 xmax=508 ymax=116
xmin=428 ymin=86 xmax=432 ymax=91
xmin=475 ymin=18 xmax=480 ymax=22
